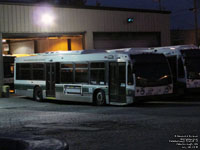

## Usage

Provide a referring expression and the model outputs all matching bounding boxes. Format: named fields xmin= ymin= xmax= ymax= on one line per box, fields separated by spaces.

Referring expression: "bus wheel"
xmin=34 ymin=87 xmax=43 ymax=102
xmin=94 ymin=90 xmax=106 ymax=106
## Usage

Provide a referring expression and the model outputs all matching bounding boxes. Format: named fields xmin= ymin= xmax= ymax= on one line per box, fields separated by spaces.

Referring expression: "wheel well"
xmin=34 ymin=85 xmax=41 ymax=91
xmin=93 ymin=89 xmax=105 ymax=102
xmin=33 ymin=85 xmax=42 ymax=96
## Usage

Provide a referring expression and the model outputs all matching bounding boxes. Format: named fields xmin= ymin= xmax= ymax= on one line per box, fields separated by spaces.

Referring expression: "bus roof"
xmin=35 ymin=49 xmax=108 ymax=56
xmin=107 ymin=47 xmax=154 ymax=55
xmin=15 ymin=50 xmax=130 ymax=63
xmin=15 ymin=48 xmax=166 ymax=63
xmin=150 ymin=45 xmax=199 ymax=56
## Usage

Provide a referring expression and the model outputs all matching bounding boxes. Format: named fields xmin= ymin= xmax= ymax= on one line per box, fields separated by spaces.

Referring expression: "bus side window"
xmin=61 ymin=64 xmax=74 ymax=83
xmin=128 ymin=64 xmax=133 ymax=85
xmin=16 ymin=63 xmax=45 ymax=80
xmin=32 ymin=63 xmax=45 ymax=80
xmin=16 ymin=63 xmax=31 ymax=80
xmin=178 ymin=58 xmax=185 ymax=78
xmin=75 ymin=63 xmax=89 ymax=83
xmin=90 ymin=62 xmax=105 ymax=85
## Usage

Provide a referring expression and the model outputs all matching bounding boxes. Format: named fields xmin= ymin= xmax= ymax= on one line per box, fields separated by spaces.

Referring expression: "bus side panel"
xmin=15 ymin=80 xmax=46 ymax=98
xmin=15 ymin=89 xmax=33 ymax=98
xmin=54 ymin=84 xmax=108 ymax=103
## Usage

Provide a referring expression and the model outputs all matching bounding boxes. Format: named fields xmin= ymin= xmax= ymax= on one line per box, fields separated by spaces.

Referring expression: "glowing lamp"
xmin=33 ymin=6 xmax=56 ymax=27
xmin=41 ymin=13 xmax=55 ymax=26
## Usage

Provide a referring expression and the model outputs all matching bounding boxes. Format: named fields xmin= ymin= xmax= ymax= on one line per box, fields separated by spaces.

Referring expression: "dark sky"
xmin=87 ymin=0 xmax=200 ymax=30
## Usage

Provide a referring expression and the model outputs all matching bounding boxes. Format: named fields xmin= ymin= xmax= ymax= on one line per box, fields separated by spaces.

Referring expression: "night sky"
xmin=86 ymin=0 xmax=200 ymax=30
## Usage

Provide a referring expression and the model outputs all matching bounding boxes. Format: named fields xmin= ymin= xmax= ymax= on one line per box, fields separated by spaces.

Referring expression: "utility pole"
xmin=158 ymin=0 xmax=162 ymax=11
xmin=0 ymin=33 xmax=3 ymax=97
xmin=153 ymin=0 xmax=162 ymax=11
xmin=194 ymin=0 xmax=199 ymax=46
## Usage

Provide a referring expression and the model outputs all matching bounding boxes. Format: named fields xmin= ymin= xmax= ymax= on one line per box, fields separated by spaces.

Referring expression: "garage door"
xmin=94 ymin=32 xmax=161 ymax=49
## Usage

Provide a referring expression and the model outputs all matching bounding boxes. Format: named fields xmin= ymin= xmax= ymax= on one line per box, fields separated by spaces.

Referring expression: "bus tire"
xmin=33 ymin=86 xmax=43 ymax=102
xmin=94 ymin=90 xmax=106 ymax=106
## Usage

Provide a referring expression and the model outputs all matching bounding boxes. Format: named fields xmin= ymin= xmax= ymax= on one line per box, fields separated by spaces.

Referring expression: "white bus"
xmin=14 ymin=50 xmax=173 ymax=105
xmin=151 ymin=45 xmax=200 ymax=95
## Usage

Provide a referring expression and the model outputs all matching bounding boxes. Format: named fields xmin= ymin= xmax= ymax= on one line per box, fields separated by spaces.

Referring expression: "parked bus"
xmin=151 ymin=45 xmax=200 ymax=95
xmin=3 ymin=56 xmax=15 ymax=91
xmin=107 ymin=48 xmax=174 ymax=98
xmin=14 ymin=50 xmax=173 ymax=105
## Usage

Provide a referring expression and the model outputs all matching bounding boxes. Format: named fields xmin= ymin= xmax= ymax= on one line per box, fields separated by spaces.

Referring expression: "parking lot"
xmin=0 ymin=95 xmax=199 ymax=150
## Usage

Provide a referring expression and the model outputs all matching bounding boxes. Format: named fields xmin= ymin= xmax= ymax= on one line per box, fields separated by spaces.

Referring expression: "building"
xmin=0 ymin=2 xmax=171 ymax=54
xmin=171 ymin=29 xmax=200 ymax=46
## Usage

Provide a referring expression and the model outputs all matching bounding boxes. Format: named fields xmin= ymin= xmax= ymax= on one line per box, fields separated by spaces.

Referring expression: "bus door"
xmin=46 ymin=63 xmax=56 ymax=97
xmin=109 ymin=62 xmax=126 ymax=103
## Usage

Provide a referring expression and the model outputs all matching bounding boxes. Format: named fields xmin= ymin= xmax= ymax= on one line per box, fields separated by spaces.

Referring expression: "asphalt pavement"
xmin=0 ymin=96 xmax=199 ymax=150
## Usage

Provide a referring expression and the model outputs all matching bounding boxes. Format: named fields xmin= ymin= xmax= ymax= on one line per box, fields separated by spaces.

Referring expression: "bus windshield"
xmin=131 ymin=54 xmax=171 ymax=87
xmin=3 ymin=56 xmax=14 ymax=78
xmin=185 ymin=57 xmax=200 ymax=79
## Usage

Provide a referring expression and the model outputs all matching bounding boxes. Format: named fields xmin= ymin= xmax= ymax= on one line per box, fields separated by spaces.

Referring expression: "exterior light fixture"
xmin=127 ymin=18 xmax=134 ymax=23
xmin=41 ymin=13 xmax=55 ymax=26
xmin=33 ymin=5 xmax=56 ymax=27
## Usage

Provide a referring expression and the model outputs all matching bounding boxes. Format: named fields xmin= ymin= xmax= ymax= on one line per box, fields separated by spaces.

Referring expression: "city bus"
xmin=14 ymin=50 xmax=173 ymax=105
xmin=151 ymin=45 xmax=200 ymax=95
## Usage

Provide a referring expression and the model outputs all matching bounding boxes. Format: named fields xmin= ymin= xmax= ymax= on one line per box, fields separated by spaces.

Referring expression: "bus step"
xmin=46 ymin=97 xmax=56 ymax=100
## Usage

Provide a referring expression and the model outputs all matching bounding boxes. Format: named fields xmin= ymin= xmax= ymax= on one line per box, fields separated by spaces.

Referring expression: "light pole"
xmin=0 ymin=33 xmax=3 ymax=97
